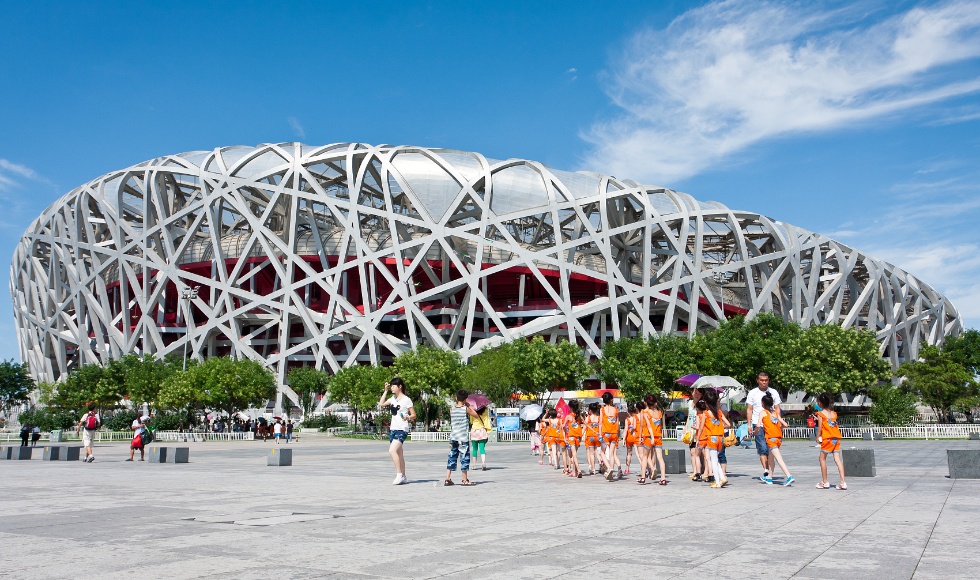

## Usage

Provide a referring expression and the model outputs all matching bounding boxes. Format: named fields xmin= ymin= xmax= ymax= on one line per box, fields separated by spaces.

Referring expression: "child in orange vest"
xmin=600 ymin=392 xmax=622 ymax=481
xmin=623 ymin=404 xmax=639 ymax=476
xmin=584 ymin=402 xmax=602 ymax=475
xmin=563 ymin=400 xmax=584 ymax=478
xmin=815 ymin=392 xmax=847 ymax=490
xmin=643 ymin=394 xmax=668 ymax=485
xmin=697 ymin=389 xmax=730 ymax=488
xmin=761 ymin=393 xmax=794 ymax=486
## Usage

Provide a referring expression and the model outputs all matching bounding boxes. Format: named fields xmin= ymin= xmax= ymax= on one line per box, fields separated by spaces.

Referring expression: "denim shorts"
xmin=754 ymin=426 xmax=769 ymax=456
xmin=389 ymin=430 xmax=408 ymax=443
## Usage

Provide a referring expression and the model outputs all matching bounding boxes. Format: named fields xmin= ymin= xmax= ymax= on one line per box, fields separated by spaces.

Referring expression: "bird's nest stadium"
xmin=11 ymin=143 xmax=961 ymax=408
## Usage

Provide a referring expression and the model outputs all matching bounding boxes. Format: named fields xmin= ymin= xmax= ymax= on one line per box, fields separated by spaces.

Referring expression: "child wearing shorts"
xmin=815 ymin=392 xmax=847 ymax=490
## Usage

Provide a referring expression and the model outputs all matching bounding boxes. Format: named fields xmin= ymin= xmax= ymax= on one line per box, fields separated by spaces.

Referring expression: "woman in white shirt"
xmin=379 ymin=377 xmax=417 ymax=485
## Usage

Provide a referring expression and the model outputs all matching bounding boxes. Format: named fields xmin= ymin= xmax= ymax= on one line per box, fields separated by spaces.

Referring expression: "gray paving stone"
xmin=0 ymin=438 xmax=978 ymax=579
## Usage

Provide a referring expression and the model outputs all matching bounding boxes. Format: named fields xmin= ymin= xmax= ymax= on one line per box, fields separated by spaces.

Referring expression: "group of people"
xmin=374 ymin=370 xmax=849 ymax=490
xmin=18 ymin=423 xmax=41 ymax=446
xmin=533 ymin=392 xmax=671 ymax=485
xmin=378 ymin=378 xmax=493 ymax=486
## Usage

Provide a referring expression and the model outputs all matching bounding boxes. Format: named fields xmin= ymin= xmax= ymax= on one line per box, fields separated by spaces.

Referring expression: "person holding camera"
xmin=379 ymin=377 xmax=416 ymax=485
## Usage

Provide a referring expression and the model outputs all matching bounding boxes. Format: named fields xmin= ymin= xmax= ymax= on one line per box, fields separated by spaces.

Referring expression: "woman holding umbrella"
xmin=467 ymin=392 xmax=492 ymax=471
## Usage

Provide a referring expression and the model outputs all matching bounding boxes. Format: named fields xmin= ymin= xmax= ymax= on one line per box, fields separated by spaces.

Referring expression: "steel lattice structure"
xmin=11 ymin=143 xmax=962 ymax=410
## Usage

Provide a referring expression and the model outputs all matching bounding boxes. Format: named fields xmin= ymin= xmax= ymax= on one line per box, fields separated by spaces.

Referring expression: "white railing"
xmin=0 ymin=430 xmax=255 ymax=443
xmin=670 ymin=424 xmax=980 ymax=441
xmin=409 ymin=431 xmax=451 ymax=442
xmin=406 ymin=431 xmax=530 ymax=443
xmin=495 ymin=431 xmax=531 ymax=442
xmin=153 ymin=431 xmax=254 ymax=442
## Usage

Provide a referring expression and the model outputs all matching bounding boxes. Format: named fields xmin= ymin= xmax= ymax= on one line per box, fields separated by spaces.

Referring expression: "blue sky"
xmin=1 ymin=0 xmax=978 ymax=363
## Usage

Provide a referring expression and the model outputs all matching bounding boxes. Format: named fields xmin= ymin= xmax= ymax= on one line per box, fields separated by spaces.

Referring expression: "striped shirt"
xmin=450 ymin=405 xmax=470 ymax=442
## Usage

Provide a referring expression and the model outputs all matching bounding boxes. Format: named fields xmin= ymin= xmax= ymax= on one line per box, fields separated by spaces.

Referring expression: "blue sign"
xmin=496 ymin=416 xmax=520 ymax=432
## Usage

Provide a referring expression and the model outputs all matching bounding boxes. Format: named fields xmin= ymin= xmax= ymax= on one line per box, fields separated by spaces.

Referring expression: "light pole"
xmin=181 ymin=286 xmax=199 ymax=371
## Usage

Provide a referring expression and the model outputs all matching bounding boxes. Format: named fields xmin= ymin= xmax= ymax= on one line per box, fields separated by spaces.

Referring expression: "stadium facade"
xmin=11 ymin=143 xmax=962 ymax=411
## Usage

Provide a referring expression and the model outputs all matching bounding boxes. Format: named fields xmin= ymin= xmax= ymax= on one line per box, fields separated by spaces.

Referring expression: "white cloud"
xmin=288 ymin=116 xmax=306 ymax=139
xmin=583 ymin=0 xmax=980 ymax=183
xmin=830 ymin=158 xmax=980 ymax=330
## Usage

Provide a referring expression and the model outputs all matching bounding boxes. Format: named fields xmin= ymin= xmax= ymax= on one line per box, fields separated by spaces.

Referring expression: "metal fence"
xmin=0 ymin=429 xmax=255 ymax=443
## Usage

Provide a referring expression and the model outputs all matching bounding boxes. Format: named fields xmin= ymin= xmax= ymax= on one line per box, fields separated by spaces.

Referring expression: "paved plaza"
xmin=1 ymin=436 xmax=978 ymax=579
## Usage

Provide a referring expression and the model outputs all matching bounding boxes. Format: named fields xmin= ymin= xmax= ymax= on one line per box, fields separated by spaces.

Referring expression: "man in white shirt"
xmin=127 ymin=415 xmax=149 ymax=461
xmin=744 ymin=372 xmax=781 ymax=483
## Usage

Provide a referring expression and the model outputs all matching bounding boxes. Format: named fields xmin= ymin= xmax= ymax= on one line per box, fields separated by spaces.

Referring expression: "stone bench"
xmin=841 ymin=448 xmax=875 ymax=477
xmin=42 ymin=446 xmax=61 ymax=460
xmin=968 ymin=432 xmax=979 ymax=441
xmin=862 ymin=432 xmax=884 ymax=440
xmin=147 ymin=446 xmax=189 ymax=463
xmin=0 ymin=445 xmax=10 ymax=459
xmin=663 ymin=448 xmax=686 ymax=474
xmin=58 ymin=446 xmax=82 ymax=461
xmin=947 ymin=450 xmax=980 ymax=479
xmin=268 ymin=448 xmax=292 ymax=466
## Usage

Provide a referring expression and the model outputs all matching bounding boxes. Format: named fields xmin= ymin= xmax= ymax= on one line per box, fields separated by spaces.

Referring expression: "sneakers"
xmin=87 ymin=456 xmax=95 ymax=463
xmin=784 ymin=476 xmax=795 ymax=487
xmin=392 ymin=473 xmax=407 ymax=485
xmin=762 ymin=477 xmax=773 ymax=485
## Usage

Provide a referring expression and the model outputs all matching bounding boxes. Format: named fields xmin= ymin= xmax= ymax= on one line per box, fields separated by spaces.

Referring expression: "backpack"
xmin=141 ymin=426 xmax=153 ymax=445
xmin=84 ymin=413 xmax=99 ymax=430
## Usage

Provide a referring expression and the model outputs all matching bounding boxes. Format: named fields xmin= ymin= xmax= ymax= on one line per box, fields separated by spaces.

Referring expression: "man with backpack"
xmin=127 ymin=415 xmax=151 ymax=461
xmin=77 ymin=403 xmax=101 ymax=463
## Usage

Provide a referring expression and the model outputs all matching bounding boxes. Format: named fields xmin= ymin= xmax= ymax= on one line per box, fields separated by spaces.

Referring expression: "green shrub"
xmin=869 ymin=384 xmax=918 ymax=426
xmin=151 ymin=410 xmax=195 ymax=430
xmin=101 ymin=409 xmax=138 ymax=431
xmin=301 ymin=413 xmax=345 ymax=431
xmin=17 ymin=407 xmax=77 ymax=431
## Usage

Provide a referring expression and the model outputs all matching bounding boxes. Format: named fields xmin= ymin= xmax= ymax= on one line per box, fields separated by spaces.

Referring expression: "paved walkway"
xmin=1 ymin=437 xmax=977 ymax=579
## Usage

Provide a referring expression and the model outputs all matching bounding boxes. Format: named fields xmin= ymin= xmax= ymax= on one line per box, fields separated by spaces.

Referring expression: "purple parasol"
xmin=674 ymin=373 xmax=702 ymax=387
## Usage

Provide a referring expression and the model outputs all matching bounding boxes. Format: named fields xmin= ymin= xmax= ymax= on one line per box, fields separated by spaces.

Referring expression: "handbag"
xmin=724 ymin=430 xmax=737 ymax=448
xmin=681 ymin=429 xmax=694 ymax=444
xmin=471 ymin=427 xmax=489 ymax=441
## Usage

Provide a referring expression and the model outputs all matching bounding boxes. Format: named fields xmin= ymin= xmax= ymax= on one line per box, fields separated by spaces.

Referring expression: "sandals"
xmin=444 ymin=480 xmax=455 ymax=486
xmin=815 ymin=481 xmax=831 ymax=489
xmin=637 ymin=477 xmax=647 ymax=484
xmin=460 ymin=480 xmax=475 ymax=486
xmin=658 ymin=479 xmax=668 ymax=486
xmin=836 ymin=483 xmax=848 ymax=490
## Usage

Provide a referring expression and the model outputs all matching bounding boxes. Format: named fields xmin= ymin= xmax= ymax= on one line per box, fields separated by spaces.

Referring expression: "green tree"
xmin=0 ymin=359 xmax=34 ymax=417
xmin=705 ymin=313 xmax=801 ymax=395
xmin=778 ymin=324 xmax=890 ymax=397
xmin=157 ymin=366 xmax=206 ymax=413
xmin=54 ymin=362 xmax=126 ymax=413
xmin=463 ymin=343 xmax=516 ymax=407
xmin=200 ymin=357 xmax=277 ymax=421
xmin=897 ymin=345 xmax=978 ymax=423
xmin=944 ymin=329 xmax=980 ymax=376
xmin=868 ymin=383 xmax=918 ymax=426
xmin=511 ymin=336 xmax=591 ymax=400
xmin=120 ymin=353 xmax=172 ymax=410
xmin=286 ymin=366 xmax=330 ymax=418
xmin=393 ymin=346 xmax=464 ymax=427
xmin=597 ymin=335 xmax=704 ymax=401
xmin=328 ymin=363 xmax=392 ymax=424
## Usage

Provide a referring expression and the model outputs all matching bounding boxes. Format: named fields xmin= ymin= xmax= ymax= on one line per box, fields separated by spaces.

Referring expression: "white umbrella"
xmin=691 ymin=375 xmax=743 ymax=391
xmin=519 ymin=404 xmax=544 ymax=421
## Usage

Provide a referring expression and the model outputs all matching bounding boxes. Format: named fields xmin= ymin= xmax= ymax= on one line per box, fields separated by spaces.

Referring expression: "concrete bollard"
xmin=862 ymin=432 xmax=884 ymax=441
xmin=0 ymin=445 xmax=11 ymax=460
xmin=663 ymin=448 xmax=686 ymax=474
xmin=165 ymin=447 xmax=189 ymax=464
xmin=947 ymin=450 xmax=980 ymax=479
xmin=42 ymin=446 xmax=61 ymax=460
xmin=147 ymin=446 xmax=168 ymax=463
xmin=841 ymin=449 xmax=875 ymax=477
xmin=10 ymin=446 xmax=33 ymax=460
xmin=58 ymin=446 xmax=82 ymax=461
xmin=968 ymin=432 xmax=979 ymax=441
xmin=268 ymin=448 xmax=292 ymax=466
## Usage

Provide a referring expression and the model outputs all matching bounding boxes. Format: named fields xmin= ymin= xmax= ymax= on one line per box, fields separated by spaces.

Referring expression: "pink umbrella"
xmin=467 ymin=393 xmax=491 ymax=412
xmin=674 ymin=374 xmax=702 ymax=387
